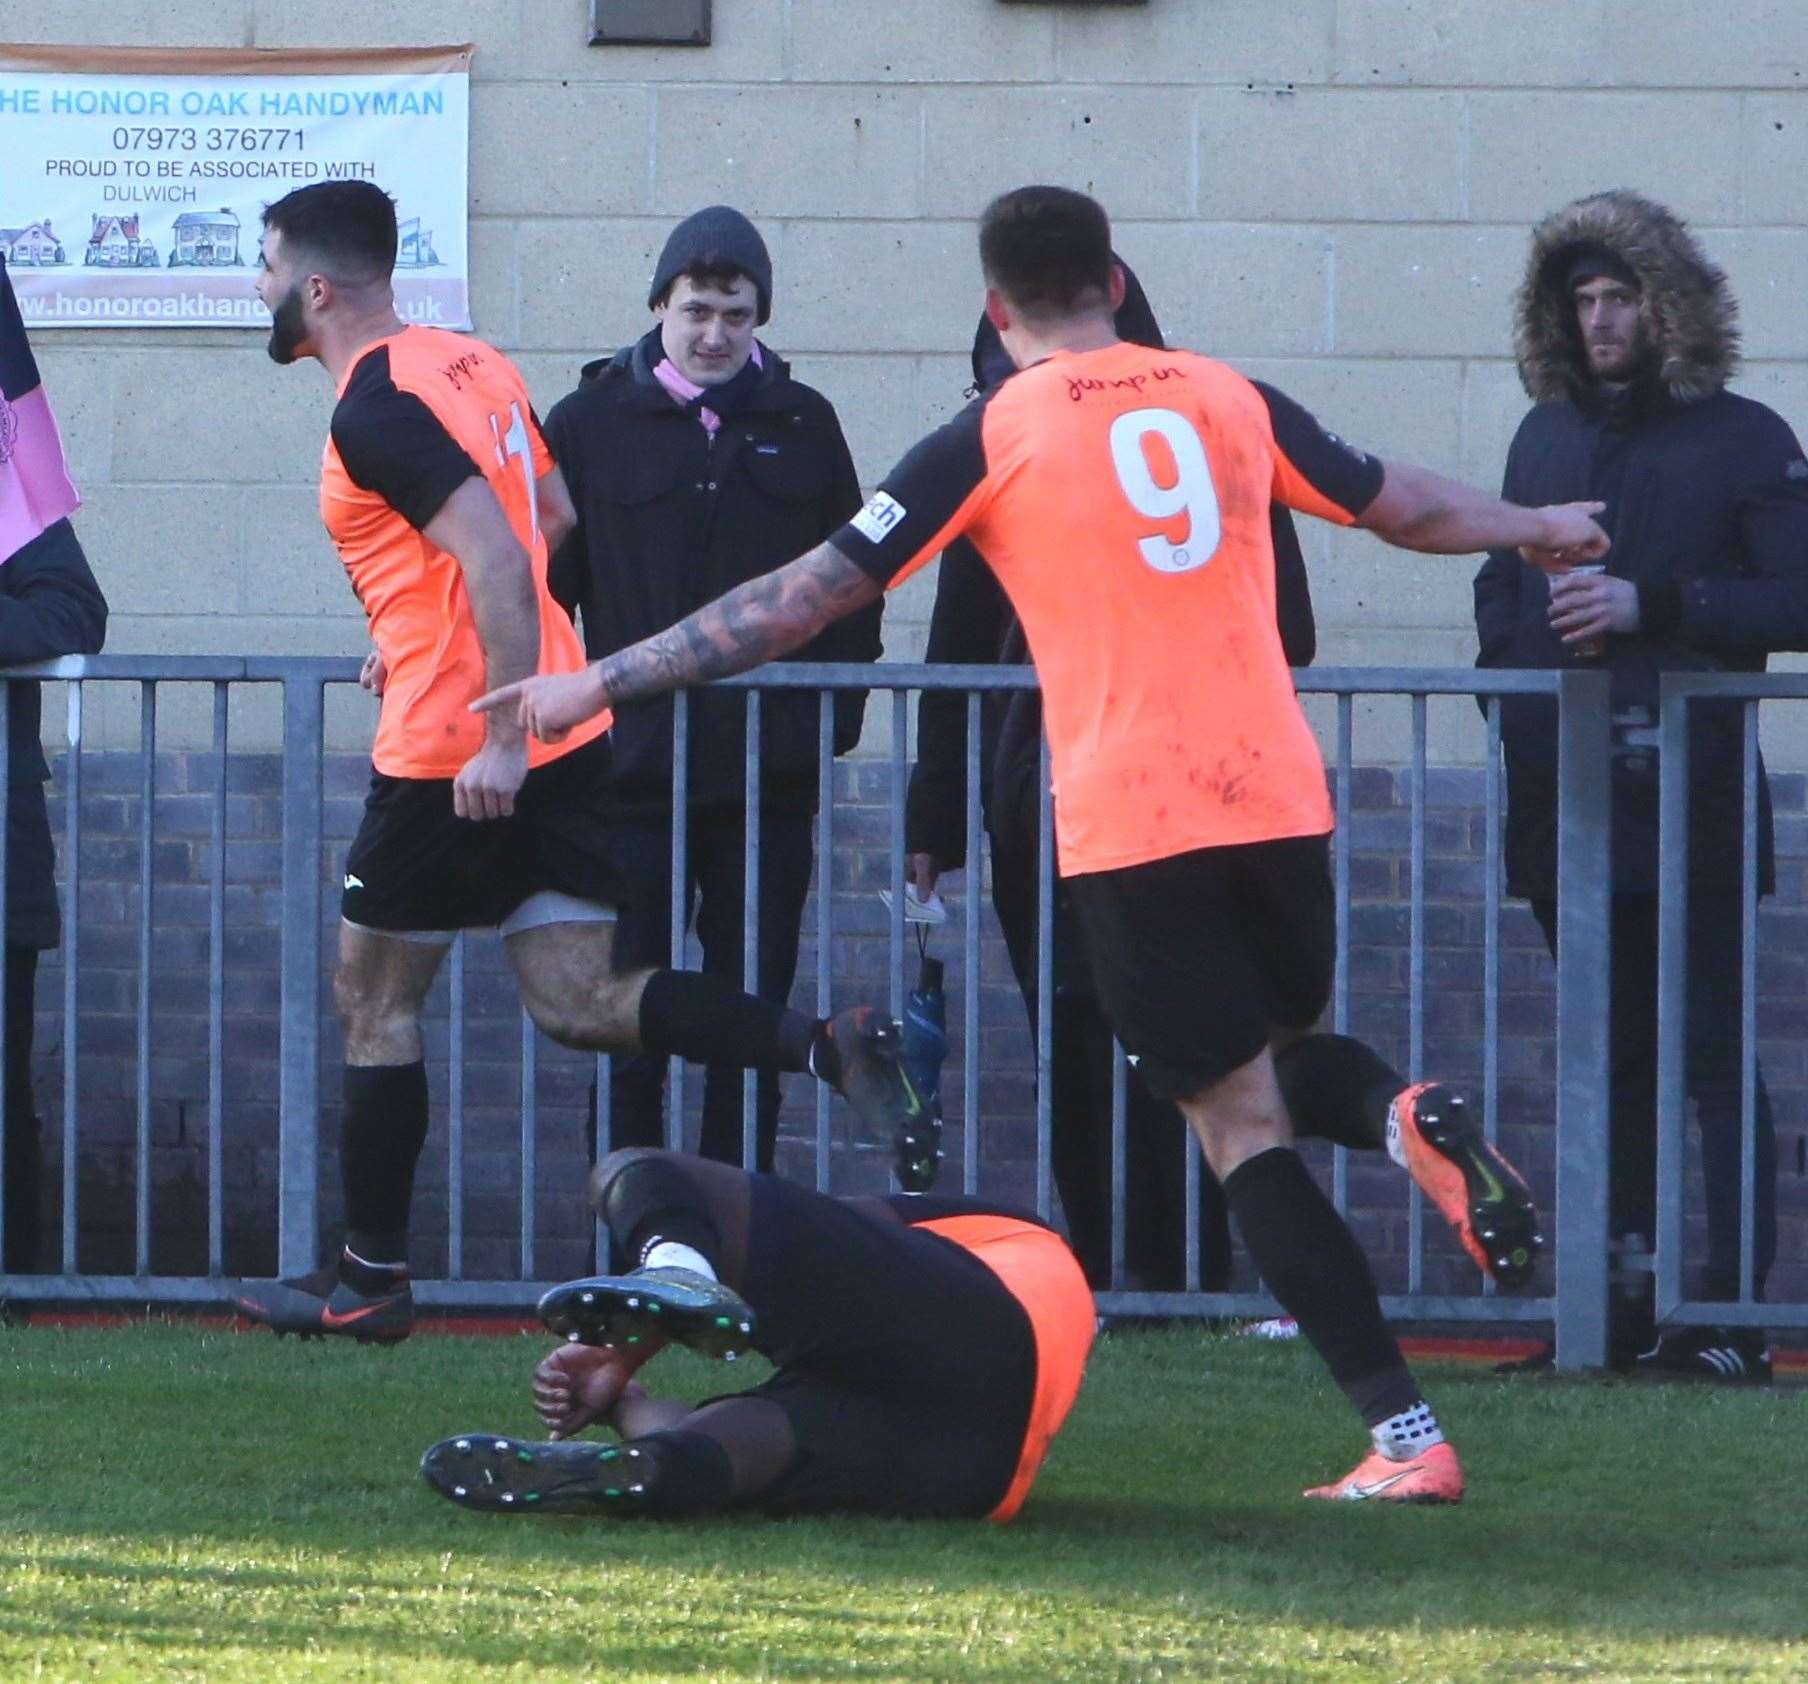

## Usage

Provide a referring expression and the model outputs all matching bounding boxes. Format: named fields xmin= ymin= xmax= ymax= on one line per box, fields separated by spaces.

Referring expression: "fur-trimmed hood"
xmin=1514 ymin=189 xmax=1739 ymax=405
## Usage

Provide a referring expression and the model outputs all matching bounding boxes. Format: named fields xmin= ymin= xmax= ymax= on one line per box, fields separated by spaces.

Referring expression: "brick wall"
xmin=22 ymin=745 xmax=1807 ymax=1307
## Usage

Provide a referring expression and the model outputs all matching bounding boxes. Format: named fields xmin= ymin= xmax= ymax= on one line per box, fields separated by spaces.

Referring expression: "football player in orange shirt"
xmin=232 ymin=181 xmax=925 ymax=1345
xmin=480 ymin=188 xmax=1611 ymax=1504
xmin=422 ymin=1147 xmax=1093 ymax=1522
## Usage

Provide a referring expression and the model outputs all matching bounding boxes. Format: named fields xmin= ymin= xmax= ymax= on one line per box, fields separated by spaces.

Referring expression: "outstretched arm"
xmin=474 ymin=540 xmax=881 ymax=741
xmin=1359 ymin=461 xmax=1608 ymax=560
xmin=598 ymin=538 xmax=880 ymax=702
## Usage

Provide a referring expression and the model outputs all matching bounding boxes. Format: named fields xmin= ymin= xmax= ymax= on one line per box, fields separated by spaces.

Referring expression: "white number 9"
xmin=1107 ymin=407 xmax=1221 ymax=574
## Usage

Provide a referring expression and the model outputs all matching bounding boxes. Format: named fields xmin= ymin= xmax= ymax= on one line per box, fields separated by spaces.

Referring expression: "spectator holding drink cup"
xmin=1474 ymin=190 xmax=1808 ymax=1380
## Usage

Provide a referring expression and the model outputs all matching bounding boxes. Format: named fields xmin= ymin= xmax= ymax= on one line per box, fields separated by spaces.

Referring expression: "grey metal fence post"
xmin=815 ymin=692 xmax=833 ymax=1192
xmin=1654 ymin=677 xmax=1691 ymax=1323
xmin=278 ymin=676 xmax=324 ymax=1279
xmin=742 ymin=690 xmax=762 ymax=1169
xmin=1553 ymin=667 xmax=1613 ymax=1370
xmin=669 ymin=690 xmax=690 ymax=1146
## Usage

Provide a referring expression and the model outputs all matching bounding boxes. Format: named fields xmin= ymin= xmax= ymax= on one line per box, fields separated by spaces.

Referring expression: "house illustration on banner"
xmin=0 ymin=221 xmax=66 ymax=265
xmin=84 ymin=213 xmax=159 ymax=267
xmin=168 ymin=207 xmax=242 ymax=267
xmin=397 ymin=214 xmax=440 ymax=267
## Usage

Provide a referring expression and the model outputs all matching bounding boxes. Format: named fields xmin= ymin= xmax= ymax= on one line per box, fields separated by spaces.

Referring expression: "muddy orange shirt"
xmin=831 ymin=343 xmax=1383 ymax=875
xmin=910 ymin=1213 xmax=1096 ymax=1523
xmin=320 ymin=325 xmax=607 ymax=779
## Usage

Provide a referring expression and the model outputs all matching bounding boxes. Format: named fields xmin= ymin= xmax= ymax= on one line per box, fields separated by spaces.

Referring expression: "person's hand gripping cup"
xmin=1551 ymin=563 xmax=1609 ymax=658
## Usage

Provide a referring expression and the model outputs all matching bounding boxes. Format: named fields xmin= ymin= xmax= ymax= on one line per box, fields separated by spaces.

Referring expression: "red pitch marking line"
xmin=17 ymin=1309 xmax=541 ymax=1337
xmin=13 ymin=1312 xmax=1805 ymax=1373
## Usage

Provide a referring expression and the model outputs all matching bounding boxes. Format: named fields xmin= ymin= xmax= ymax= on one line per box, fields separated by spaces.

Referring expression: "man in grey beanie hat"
xmin=543 ymin=205 xmax=884 ymax=1178
xmin=648 ymin=205 xmax=773 ymax=325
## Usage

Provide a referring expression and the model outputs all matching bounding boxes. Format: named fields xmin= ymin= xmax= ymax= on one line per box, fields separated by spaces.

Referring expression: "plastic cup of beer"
xmin=1562 ymin=563 xmax=1608 ymax=658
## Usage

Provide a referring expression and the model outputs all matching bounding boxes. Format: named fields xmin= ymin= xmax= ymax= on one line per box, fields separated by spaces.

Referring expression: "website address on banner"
xmin=18 ymin=291 xmax=450 ymax=324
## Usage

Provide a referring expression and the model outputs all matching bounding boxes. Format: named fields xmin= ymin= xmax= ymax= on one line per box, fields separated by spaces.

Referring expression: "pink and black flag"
xmin=0 ymin=253 xmax=80 ymax=565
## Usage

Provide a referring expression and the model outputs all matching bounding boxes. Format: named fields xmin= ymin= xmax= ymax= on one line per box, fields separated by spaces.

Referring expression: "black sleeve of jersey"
xmin=826 ymin=397 xmax=990 ymax=585
xmin=1253 ymin=380 xmax=1386 ymax=519
xmin=1270 ymin=505 xmax=1317 ymax=667
xmin=330 ymin=356 xmax=482 ymax=533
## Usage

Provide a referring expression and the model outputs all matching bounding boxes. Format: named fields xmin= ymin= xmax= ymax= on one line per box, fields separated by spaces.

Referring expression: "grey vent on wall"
xmin=590 ymin=0 xmax=712 ymax=46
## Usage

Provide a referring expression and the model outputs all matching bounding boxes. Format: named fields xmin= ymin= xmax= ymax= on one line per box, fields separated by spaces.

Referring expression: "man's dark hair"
xmin=261 ymin=181 xmax=398 ymax=281
xmin=653 ymin=260 xmax=759 ymax=310
xmin=978 ymin=186 xmax=1114 ymax=317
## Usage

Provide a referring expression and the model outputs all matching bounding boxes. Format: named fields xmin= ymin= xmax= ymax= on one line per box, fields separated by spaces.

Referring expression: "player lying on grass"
xmin=471 ymin=185 xmax=1607 ymax=1504
xmin=421 ymin=1148 xmax=1094 ymax=1520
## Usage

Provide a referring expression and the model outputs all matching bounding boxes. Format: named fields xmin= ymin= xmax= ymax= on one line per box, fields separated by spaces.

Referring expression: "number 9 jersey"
xmin=829 ymin=342 xmax=1384 ymax=876
xmin=320 ymin=324 xmax=607 ymax=780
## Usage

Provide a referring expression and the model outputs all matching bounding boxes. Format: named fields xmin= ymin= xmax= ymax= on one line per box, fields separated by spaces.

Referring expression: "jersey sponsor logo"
xmin=438 ymin=349 xmax=488 ymax=391
xmin=850 ymin=490 xmax=907 ymax=544
xmin=1064 ymin=365 xmax=1186 ymax=404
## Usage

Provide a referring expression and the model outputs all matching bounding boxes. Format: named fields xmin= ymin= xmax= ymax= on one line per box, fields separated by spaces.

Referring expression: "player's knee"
xmin=589 ymin=1147 xmax=669 ymax=1213
xmin=333 ymin=968 xmax=420 ymax=1053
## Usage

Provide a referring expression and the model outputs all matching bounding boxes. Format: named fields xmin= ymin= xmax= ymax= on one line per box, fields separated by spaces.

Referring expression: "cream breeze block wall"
xmin=11 ymin=0 xmax=1808 ymax=762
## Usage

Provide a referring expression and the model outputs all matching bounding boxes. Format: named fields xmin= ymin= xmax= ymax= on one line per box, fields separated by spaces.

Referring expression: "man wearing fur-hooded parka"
xmin=1475 ymin=189 xmax=1808 ymax=1381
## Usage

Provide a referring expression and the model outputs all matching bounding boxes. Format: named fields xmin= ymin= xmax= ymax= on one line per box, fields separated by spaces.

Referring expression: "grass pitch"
xmin=1 ymin=1322 xmax=1804 ymax=1683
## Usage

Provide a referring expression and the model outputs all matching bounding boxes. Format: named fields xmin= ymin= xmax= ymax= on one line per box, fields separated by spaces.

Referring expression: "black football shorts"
xmin=1066 ymin=833 xmax=1335 ymax=1100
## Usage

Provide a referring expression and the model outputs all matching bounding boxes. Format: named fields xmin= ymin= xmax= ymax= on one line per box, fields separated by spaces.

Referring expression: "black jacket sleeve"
xmin=540 ymin=392 xmax=586 ymax=624
xmin=1674 ymin=408 xmax=1808 ymax=654
xmin=904 ymin=538 xmax=1006 ymax=866
xmin=1474 ymin=425 xmax=1530 ymax=670
xmin=792 ymin=403 xmax=882 ymax=754
xmin=0 ymin=517 xmax=109 ymax=665
xmin=1270 ymin=506 xmax=1316 ymax=668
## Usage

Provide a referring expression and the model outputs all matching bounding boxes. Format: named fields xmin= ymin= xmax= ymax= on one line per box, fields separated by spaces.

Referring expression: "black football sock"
xmin=1273 ymin=1034 xmax=1404 ymax=1152
xmin=594 ymin=1151 xmax=722 ymax=1276
xmin=637 ymin=969 xmax=818 ymax=1075
xmin=806 ymin=1022 xmax=842 ymax=1090
xmin=1223 ymin=1145 xmax=1421 ymax=1428
xmin=619 ymin=1430 xmax=737 ymax=1518
xmin=340 ymin=1060 xmax=429 ymax=1279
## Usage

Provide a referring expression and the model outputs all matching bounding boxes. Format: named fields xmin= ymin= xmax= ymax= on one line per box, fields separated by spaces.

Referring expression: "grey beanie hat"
xmin=648 ymin=205 xmax=773 ymax=324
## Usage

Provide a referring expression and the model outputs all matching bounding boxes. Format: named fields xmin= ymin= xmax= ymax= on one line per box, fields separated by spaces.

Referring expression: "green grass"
xmin=1 ymin=1324 xmax=1803 ymax=1683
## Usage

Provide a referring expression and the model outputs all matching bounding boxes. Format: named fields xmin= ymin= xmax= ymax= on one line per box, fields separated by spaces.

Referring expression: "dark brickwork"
xmin=15 ymin=749 xmax=1806 ymax=1309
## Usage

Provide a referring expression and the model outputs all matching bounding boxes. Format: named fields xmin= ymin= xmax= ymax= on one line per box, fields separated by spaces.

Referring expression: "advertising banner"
xmin=0 ymin=43 xmax=471 ymax=330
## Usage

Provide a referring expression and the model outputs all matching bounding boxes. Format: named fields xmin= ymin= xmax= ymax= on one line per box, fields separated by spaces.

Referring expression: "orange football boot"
xmin=1388 ymin=1083 xmax=1542 ymax=1288
xmin=1304 ymin=1441 xmax=1464 ymax=1504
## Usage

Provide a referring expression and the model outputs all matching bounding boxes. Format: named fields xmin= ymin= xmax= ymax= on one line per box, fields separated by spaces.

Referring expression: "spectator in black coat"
xmin=1475 ymin=190 xmax=1808 ymax=1380
xmin=904 ymin=262 xmax=1316 ymax=1293
xmin=543 ymin=206 xmax=881 ymax=1171
xmin=1 ymin=516 xmax=109 ymax=1276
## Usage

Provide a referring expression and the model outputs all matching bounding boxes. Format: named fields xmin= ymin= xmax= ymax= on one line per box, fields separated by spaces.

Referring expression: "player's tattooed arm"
xmin=592 ymin=541 xmax=882 ymax=707
xmin=471 ymin=541 xmax=881 ymax=742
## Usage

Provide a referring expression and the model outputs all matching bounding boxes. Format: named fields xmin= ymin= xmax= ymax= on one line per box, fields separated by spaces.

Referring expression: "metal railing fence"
xmin=1656 ymin=672 xmax=1808 ymax=1337
xmin=0 ymin=654 xmax=1789 ymax=1367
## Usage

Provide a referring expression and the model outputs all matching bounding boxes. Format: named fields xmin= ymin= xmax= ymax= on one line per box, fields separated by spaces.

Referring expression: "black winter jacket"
xmin=543 ymin=335 xmax=880 ymax=815
xmin=906 ymin=274 xmax=1318 ymax=870
xmin=1474 ymin=190 xmax=1808 ymax=897
xmin=0 ymin=517 xmax=109 ymax=946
